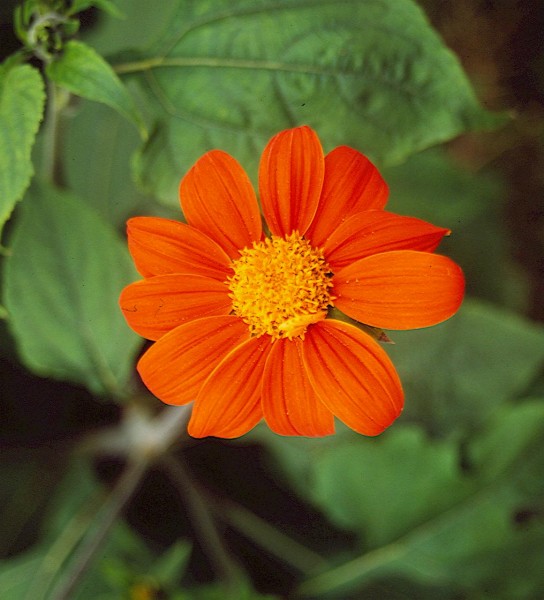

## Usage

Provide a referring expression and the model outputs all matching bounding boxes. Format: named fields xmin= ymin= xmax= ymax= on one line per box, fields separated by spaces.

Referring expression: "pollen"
xmin=227 ymin=232 xmax=333 ymax=340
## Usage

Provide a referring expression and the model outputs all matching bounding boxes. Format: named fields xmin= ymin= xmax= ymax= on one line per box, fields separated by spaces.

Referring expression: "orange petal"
xmin=334 ymin=250 xmax=465 ymax=330
xmin=119 ymin=274 xmax=231 ymax=340
xmin=127 ymin=217 xmax=231 ymax=280
xmin=179 ymin=150 xmax=262 ymax=258
xmin=302 ymin=320 xmax=403 ymax=436
xmin=262 ymin=338 xmax=335 ymax=436
xmin=137 ymin=316 xmax=249 ymax=406
xmin=188 ymin=336 xmax=273 ymax=438
xmin=259 ymin=126 xmax=324 ymax=236
xmin=324 ymin=210 xmax=449 ymax=271
xmin=306 ymin=146 xmax=389 ymax=247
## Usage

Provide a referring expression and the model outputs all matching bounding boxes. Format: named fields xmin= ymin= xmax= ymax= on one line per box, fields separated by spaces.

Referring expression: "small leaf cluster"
xmin=14 ymin=1 xmax=84 ymax=61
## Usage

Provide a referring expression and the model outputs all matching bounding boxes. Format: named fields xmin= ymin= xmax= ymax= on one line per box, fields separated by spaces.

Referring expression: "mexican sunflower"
xmin=120 ymin=126 xmax=464 ymax=439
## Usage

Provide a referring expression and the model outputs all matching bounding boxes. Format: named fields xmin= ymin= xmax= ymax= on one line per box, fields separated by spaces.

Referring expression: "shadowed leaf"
xmin=3 ymin=183 xmax=141 ymax=396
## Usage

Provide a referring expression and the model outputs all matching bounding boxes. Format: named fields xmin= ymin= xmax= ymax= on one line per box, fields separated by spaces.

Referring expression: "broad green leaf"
xmin=0 ymin=61 xmax=45 ymax=235
xmin=3 ymin=183 xmax=141 ymax=396
xmin=469 ymin=398 xmax=544 ymax=492
xmin=299 ymin=401 xmax=544 ymax=598
xmin=386 ymin=299 xmax=544 ymax=436
xmin=312 ymin=427 xmax=471 ymax=547
xmin=112 ymin=0 xmax=500 ymax=204
xmin=46 ymin=40 xmax=146 ymax=137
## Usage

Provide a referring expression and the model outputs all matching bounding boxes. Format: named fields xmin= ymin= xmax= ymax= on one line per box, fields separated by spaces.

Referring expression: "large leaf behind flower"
xmin=107 ymin=0 xmax=499 ymax=204
xmin=258 ymin=299 xmax=544 ymax=598
xmin=297 ymin=401 xmax=544 ymax=598
xmin=386 ymin=299 xmax=544 ymax=436
xmin=3 ymin=184 xmax=141 ymax=396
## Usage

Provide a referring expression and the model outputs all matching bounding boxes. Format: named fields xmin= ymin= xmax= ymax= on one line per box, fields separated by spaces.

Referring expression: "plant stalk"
xmin=49 ymin=457 xmax=149 ymax=600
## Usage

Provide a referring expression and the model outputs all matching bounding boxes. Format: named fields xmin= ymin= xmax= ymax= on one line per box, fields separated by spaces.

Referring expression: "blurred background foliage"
xmin=1 ymin=0 xmax=543 ymax=598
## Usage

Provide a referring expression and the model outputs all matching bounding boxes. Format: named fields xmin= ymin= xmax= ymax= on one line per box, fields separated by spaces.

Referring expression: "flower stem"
xmin=295 ymin=542 xmax=407 ymax=597
xmin=43 ymin=404 xmax=192 ymax=599
xmin=161 ymin=454 xmax=244 ymax=590
xmin=208 ymin=494 xmax=329 ymax=576
xmin=41 ymin=78 xmax=66 ymax=187
xmin=23 ymin=477 xmax=105 ymax=600
xmin=49 ymin=457 xmax=149 ymax=600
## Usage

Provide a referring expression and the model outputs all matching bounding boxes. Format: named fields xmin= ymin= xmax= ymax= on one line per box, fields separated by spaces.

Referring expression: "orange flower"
xmin=120 ymin=126 xmax=464 ymax=438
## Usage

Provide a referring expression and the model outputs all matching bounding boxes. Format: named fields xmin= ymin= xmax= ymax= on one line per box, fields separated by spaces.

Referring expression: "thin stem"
xmin=49 ymin=457 xmax=149 ymax=600
xmin=40 ymin=78 xmax=65 ymax=186
xmin=208 ymin=495 xmax=329 ymax=576
xmin=114 ymin=55 xmax=336 ymax=77
xmin=78 ymin=403 xmax=193 ymax=459
xmin=40 ymin=404 xmax=192 ymax=599
xmin=296 ymin=543 xmax=407 ymax=598
xmin=23 ymin=481 xmax=104 ymax=600
xmin=161 ymin=455 xmax=244 ymax=590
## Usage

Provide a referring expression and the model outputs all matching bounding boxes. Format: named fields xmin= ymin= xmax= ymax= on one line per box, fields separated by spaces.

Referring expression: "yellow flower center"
xmin=227 ymin=232 xmax=333 ymax=340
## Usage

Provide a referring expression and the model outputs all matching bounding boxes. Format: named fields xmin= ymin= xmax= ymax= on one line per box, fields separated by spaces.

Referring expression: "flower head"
xmin=120 ymin=126 xmax=464 ymax=438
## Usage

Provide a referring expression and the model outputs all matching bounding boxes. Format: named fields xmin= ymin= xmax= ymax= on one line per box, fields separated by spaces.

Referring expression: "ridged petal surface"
xmin=302 ymin=320 xmax=403 ymax=436
xmin=334 ymin=250 xmax=465 ymax=329
xmin=179 ymin=150 xmax=262 ymax=258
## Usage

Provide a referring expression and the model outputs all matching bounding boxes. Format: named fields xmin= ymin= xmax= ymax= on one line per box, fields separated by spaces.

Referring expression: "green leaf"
xmin=114 ymin=0 xmax=500 ymax=204
xmin=469 ymin=399 xmax=544 ymax=493
xmin=0 ymin=61 xmax=45 ymax=235
xmin=3 ymin=183 xmax=141 ymax=396
xmin=299 ymin=401 xmax=544 ymax=598
xmin=46 ymin=40 xmax=146 ymax=137
xmin=386 ymin=299 xmax=544 ymax=436
xmin=312 ymin=427 xmax=471 ymax=548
